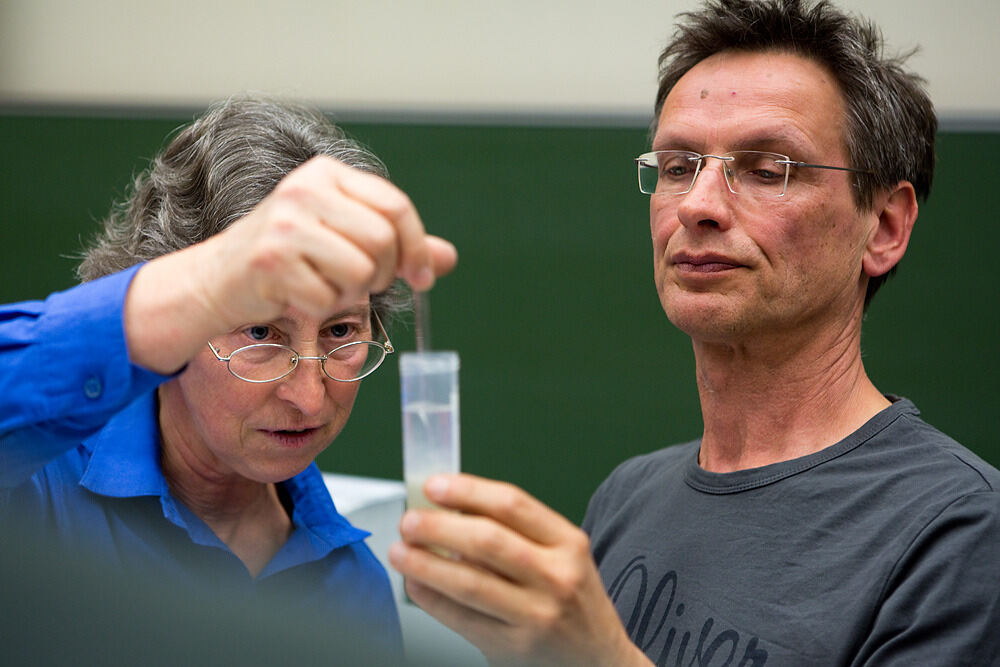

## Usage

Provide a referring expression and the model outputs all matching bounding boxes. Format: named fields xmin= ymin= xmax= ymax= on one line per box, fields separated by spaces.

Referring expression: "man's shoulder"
xmin=612 ymin=439 xmax=698 ymax=479
xmin=582 ymin=439 xmax=698 ymax=538
xmin=587 ymin=439 xmax=699 ymax=509
xmin=876 ymin=399 xmax=1000 ymax=493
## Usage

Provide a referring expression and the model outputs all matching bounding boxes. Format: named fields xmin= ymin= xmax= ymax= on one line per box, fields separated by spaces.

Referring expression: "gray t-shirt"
xmin=582 ymin=399 xmax=1000 ymax=666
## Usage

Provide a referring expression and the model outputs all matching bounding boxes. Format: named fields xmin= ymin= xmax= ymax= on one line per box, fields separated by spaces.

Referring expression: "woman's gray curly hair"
xmin=77 ymin=94 xmax=410 ymax=323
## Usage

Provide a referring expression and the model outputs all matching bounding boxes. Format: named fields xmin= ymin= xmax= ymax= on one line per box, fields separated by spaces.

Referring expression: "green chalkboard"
xmin=1 ymin=112 xmax=997 ymax=523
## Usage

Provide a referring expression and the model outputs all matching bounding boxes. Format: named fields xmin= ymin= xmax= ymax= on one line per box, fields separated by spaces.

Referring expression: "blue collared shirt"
xmin=0 ymin=267 xmax=402 ymax=655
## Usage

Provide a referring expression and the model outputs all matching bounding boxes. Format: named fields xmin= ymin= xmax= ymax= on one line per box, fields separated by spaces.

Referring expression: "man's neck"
xmin=692 ymin=324 xmax=889 ymax=473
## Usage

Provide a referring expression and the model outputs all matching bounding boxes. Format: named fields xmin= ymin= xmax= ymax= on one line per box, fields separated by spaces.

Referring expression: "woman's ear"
xmin=863 ymin=181 xmax=918 ymax=278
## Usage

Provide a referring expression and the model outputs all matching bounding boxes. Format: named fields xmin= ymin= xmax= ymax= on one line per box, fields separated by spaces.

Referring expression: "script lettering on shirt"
xmin=606 ymin=556 xmax=768 ymax=666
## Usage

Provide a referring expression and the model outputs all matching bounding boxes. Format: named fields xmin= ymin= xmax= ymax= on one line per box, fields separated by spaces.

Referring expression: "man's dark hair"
xmin=654 ymin=0 xmax=936 ymax=307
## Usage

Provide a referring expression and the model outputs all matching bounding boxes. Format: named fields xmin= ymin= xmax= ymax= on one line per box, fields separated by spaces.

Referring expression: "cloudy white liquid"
xmin=402 ymin=399 xmax=460 ymax=510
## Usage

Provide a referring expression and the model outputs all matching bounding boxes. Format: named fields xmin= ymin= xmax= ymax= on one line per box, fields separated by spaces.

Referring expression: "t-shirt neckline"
xmin=683 ymin=397 xmax=917 ymax=495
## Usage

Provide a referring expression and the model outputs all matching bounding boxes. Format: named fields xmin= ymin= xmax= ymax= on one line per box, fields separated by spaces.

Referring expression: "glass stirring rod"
xmin=414 ymin=290 xmax=431 ymax=352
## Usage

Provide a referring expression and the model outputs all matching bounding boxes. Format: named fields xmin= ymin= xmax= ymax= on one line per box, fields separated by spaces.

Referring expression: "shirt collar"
xmin=79 ymin=390 xmax=369 ymax=556
xmin=80 ymin=391 xmax=166 ymax=497
xmin=282 ymin=463 xmax=371 ymax=553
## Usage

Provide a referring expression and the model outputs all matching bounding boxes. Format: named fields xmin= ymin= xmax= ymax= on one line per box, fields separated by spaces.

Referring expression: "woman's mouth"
xmin=263 ymin=427 xmax=323 ymax=448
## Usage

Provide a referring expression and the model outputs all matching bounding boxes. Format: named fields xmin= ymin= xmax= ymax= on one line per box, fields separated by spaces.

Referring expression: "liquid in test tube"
xmin=400 ymin=351 xmax=460 ymax=510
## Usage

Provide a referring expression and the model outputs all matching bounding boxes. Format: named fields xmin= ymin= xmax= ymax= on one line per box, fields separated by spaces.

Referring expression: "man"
xmin=389 ymin=1 xmax=1000 ymax=664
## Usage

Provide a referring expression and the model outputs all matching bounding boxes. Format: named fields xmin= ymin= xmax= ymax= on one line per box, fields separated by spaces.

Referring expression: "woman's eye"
xmin=330 ymin=323 xmax=353 ymax=339
xmin=246 ymin=325 xmax=272 ymax=341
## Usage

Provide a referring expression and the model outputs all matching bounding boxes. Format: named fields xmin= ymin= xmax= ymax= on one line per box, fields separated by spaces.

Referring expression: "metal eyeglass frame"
xmin=207 ymin=310 xmax=395 ymax=383
xmin=635 ymin=150 xmax=874 ymax=198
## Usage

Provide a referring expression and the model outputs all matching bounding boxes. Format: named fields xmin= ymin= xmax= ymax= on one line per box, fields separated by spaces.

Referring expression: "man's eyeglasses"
xmin=208 ymin=311 xmax=394 ymax=383
xmin=635 ymin=150 xmax=872 ymax=199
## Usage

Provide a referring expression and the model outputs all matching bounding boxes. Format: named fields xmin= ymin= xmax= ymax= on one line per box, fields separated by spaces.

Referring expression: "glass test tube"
xmin=400 ymin=351 xmax=460 ymax=510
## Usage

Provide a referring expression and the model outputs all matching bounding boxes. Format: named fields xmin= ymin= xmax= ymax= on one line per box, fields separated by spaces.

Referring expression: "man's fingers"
xmin=398 ymin=508 xmax=550 ymax=587
xmin=403 ymin=578 xmax=537 ymax=664
xmin=423 ymin=474 xmax=579 ymax=547
xmin=389 ymin=540 xmax=531 ymax=625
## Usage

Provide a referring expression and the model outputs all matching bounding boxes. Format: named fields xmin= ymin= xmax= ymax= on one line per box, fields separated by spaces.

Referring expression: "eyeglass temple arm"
xmin=372 ymin=310 xmax=395 ymax=354
xmin=777 ymin=160 xmax=873 ymax=175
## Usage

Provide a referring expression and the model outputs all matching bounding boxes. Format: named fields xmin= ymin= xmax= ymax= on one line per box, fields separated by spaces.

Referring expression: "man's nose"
xmin=675 ymin=158 xmax=734 ymax=231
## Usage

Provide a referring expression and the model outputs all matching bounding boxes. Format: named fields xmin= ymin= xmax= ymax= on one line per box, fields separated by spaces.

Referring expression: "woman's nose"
xmin=275 ymin=358 xmax=329 ymax=416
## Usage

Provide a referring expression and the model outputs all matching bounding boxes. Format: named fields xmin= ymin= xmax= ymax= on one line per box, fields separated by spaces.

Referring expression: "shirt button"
xmin=83 ymin=376 xmax=103 ymax=399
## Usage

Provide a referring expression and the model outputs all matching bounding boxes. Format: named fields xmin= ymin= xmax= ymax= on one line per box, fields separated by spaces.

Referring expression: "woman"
xmin=0 ymin=96 xmax=457 ymax=654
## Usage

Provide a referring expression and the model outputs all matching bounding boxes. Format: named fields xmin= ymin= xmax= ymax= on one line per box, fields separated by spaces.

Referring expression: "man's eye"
xmin=748 ymin=168 xmax=782 ymax=181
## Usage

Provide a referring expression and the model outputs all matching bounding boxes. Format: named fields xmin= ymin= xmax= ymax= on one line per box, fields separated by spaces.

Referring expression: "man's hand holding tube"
xmin=389 ymin=474 xmax=653 ymax=667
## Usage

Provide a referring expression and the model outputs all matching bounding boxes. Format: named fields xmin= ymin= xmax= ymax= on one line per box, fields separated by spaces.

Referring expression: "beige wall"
xmin=1 ymin=0 xmax=997 ymax=122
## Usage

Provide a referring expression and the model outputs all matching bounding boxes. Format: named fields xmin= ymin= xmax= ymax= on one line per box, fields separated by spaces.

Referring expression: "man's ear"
xmin=863 ymin=181 xmax=918 ymax=278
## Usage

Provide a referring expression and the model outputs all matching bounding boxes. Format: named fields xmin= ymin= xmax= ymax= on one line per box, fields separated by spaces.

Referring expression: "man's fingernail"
xmin=401 ymin=511 xmax=420 ymax=533
xmin=425 ymin=475 xmax=449 ymax=499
